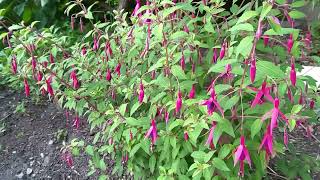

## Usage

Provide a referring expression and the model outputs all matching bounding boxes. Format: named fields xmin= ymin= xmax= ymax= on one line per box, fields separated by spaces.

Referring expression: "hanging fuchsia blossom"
xmin=287 ymin=34 xmax=294 ymax=53
xmin=263 ymin=35 xmax=269 ymax=47
xmin=79 ymin=18 xmax=84 ymax=32
xmin=70 ymin=70 xmax=79 ymax=89
xmin=184 ymin=131 xmax=189 ymax=141
xmin=11 ymin=55 xmax=17 ymax=74
xmin=115 ymin=63 xmax=121 ymax=76
xmin=219 ymin=41 xmax=226 ymax=60
xmin=73 ymin=115 xmax=80 ymax=129
xmin=212 ymin=48 xmax=218 ymax=63
xmin=70 ymin=16 xmax=75 ymax=30
xmin=24 ymin=78 xmax=30 ymax=97
xmin=49 ymin=53 xmax=54 ymax=63
xmin=175 ymin=90 xmax=182 ymax=114
xmin=180 ymin=53 xmax=185 ymax=71
xmin=37 ymin=72 xmax=43 ymax=82
xmin=46 ymin=78 xmax=54 ymax=97
xmin=31 ymin=56 xmax=37 ymax=72
xmin=250 ymin=56 xmax=256 ymax=83
xmin=165 ymin=110 xmax=169 ymax=125
xmin=310 ymin=99 xmax=315 ymax=109
xmin=151 ymin=70 xmax=156 ymax=79
xmin=106 ymin=68 xmax=112 ymax=81
xmin=234 ymin=136 xmax=251 ymax=177
xmin=259 ymin=125 xmax=273 ymax=158
xmin=299 ymin=90 xmax=304 ymax=105
xmin=201 ymin=88 xmax=224 ymax=117
xmin=93 ymin=35 xmax=99 ymax=51
xmin=145 ymin=119 xmax=158 ymax=144
xmin=63 ymin=151 xmax=73 ymax=168
xmin=105 ymin=41 xmax=113 ymax=57
xmin=290 ymin=62 xmax=296 ymax=87
xmin=184 ymin=25 xmax=190 ymax=33
xmin=250 ymin=81 xmax=274 ymax=108
xmin=81 ymin=46 xmax=87 ymax=56
xmin=269 ymin=98 xmax=288 ymax=134
xmin=189 ymin=84 xmax=195 ymax=99
xmin=205 ymin=121 xmax=217 ymax=149
xmin=138 ymin=81 xmax=144 ymax=103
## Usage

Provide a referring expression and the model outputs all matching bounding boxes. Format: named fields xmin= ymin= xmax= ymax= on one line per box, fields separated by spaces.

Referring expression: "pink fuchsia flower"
xmin=205 ymin=121 xmax=217 ymax=149
xmin=70 ymin=70 xmax=79 ymax=89
xmin=234 ymin=136 xmax=251 ymax=177
xmin=138 ymin=81 xmax=145 ymax=103
xmin=62 ymin=151 xmax=73 ymax=168
xmin=310 ymin=99 xmax=315 ymax=109
xmin=184 ymin=25 xmax=190 ymax=33
xmin=73 ymin=115 xmax=80 ymax=129
xmin=212 ymin=48 xmax=218 ymax=64
xmin=263 ymin=35 xmax=269 ymax=47
xmin=287 ymin=34 xmax=294 ymax=53
xmin=24 ymin=78 xmax=30 ymax=97
xmin=37 ymin=72 xmax=43 ymax=82
xmin=79 ymin=18 xmax=84 ymax=32
xmin=290 ymin=62 xmax=296 ymax=87
xmin=201 ymin=88 xmax=224 ymax=117
xmin=184 ymin=131 xmax=189 ymax=141
xmin=130 ymin=129 xmax=133 ymax=140
xmin=151 ymin=70 xmax=156 ymax=80
xmin=81 ymin=46 xmax=87 ymax=56
xmin=287 ymin=86 xmax=294 ymax=103
xmin=165 ymin=110 xmax=169 ymax=125
xmin=270 ymin=98 xmax=288 ymax=134
xmin=175 ymin=90 xmax=182 ymax=114
xmin=46 ymin=77 xmax=54 ymax=97
xmin=31 ymin=56 xmax=37 ymax=72
xmin=70 ymin=16 xmax=75 ymax=30
xmin=250 ymin=56 xmax=256 ymax=83
xmin=106 ymin=68 xmax=112 ymax=81
xmin=259 ymin=125 xmax=274 ymax=158
xmin=299 ymin=90 xmax=304 ymax=105
xmin=105 ymin=41 xmax=113 ymax=58
xmin=49 ymin=53 xmax=54 ymax=64
xmin=93 ymin=35 xmax=99 ymax=51
xmin=11 ymin=55 xmax=17 ymax=74
xmin=189 ymin=84 xmax=196 ymax=99
xmin=219 ymin=41 xmax=226 ymax=60
xmin=180 ymin=53 xmax=185 ymax=71
xmin=115 ymin=63 xmax=121 ymax=76
xmin=250 ymin=81 xmax=274 ymax=108
xmin=145 ymin=119 xmax=158 ymax=144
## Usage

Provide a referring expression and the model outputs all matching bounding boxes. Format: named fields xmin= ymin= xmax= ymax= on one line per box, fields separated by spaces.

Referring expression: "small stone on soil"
xmin=40 ymin=153 xmax=44 ymax=158
xmin=48 ymin=140 xmax=54 ymax=145
xmin=12 ymin=151 xmax=16 ymax=154
xmin=26 ymin=168 xmax=33 ymax=175
xmin=15 ymin=172 xmax=24 ymax=179
xmin=43 ymin=156 xmax=50 ymax=166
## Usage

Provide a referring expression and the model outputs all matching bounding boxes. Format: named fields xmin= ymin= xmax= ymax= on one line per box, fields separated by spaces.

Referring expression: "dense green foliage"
xmin=1 ymin=0 xmax=320 ymax=179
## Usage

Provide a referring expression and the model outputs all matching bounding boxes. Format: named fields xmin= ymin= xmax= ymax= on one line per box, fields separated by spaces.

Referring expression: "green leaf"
xmin=119 ymin=103 xmax=127 ymax=116
xmin=256 ymin=60 xmax=285 ymax=79
xmin=260 ymin=2 xmax=272 ymax=20
xmin=85 ymin=145 xmax=94 ymax=156
xmin=291 ymin=104 xmax=303 ymax=114
xmin=212 ymin=158 xmax=230 ymax=171
xmin=126 ymin=117 xmax=149 ymax=127
xmin=130 ymin=143 xmax=141 ymax=157
xmin=191 ymin=151 xmax=214 ymax=163
xmin=267 ymin=16 xmax=282 ymax=34
xmin=229 ymin=23 xmax=254 ymax=32
xmin=171 ymin=65 xmax=187 ymax=80
xmin=288 ymin=10 xmax=306 ymax=19
xmin=251 ymin=119 xmax=263 ymax=139
xmin=170 ymin=31 xmax=188 ymax=40
xmin=98 ymin=175 xmax=107 ymax=180
xmin=151 ymin=92 xmax=166 ymax=104
xmin=163 ymin=6 xmax=180 ymax=19
xmin=208 ymin=59 xmax=238 ymax=73
xmin=85 ymin=11 xmax=94 ymax=19
xmin=288 ymin=119 xmax=296 ymax=132
xmin=130 ymin=102 xmax=140 ymax=116
xmin=41 ymin=0 xmax=49 ymax=7
xmin=223 ymin=96 xmax=239 ymax=111
xmin=236 ymin=36 xmax=254 ymax=58
xmin=149 ymin=155 xmax=156 ymax=173
xmin=215 ymin=84 xmax=232 ymax=94
xmin=218 ymin=144 xmax=231 ymax=159
xmin=169 ymin=119 xmax=183 ymax=131
xmin=99 ymin=159 xmax=106 ymax=171
xmin=237 ymin=11 xmax=258 ymax=24
xmin=291 ymin=1 xmax=306 ymax=8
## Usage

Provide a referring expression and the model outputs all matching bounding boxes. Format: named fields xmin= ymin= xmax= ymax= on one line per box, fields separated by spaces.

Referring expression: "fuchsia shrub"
xmin=1 ymin=0 xmax=320 ymax=179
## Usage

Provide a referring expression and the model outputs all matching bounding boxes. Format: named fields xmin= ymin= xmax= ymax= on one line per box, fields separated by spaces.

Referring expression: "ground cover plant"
xmin=1 ymin=0 xmax=320 ymax=179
